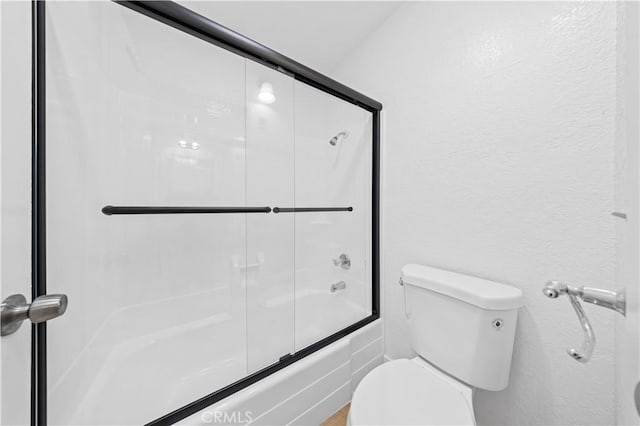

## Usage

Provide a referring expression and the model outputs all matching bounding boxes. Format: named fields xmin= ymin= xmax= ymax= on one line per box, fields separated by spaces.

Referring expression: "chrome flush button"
xmin=492 ymin=318 xmax=504 ymax=330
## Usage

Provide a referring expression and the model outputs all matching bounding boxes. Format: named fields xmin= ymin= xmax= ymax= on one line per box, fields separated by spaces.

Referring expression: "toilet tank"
xmin=401 ymin=264 xmax=523 ymax=391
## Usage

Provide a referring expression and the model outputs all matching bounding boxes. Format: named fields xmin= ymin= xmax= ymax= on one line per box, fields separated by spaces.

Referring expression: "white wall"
xmin=333 ymin=2 xmax=619 ymax=425
xmin=180 ymin=1 xmax=402 ymax=76
xmin=614 ymin=1 xmax=640 ymax=425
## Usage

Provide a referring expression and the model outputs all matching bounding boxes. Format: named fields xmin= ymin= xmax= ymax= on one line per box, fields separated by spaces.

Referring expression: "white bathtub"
xmin=49 ymin=284 xmax=374 ymax=425
xmin=178 ymin=319 xmax=384 ymax=426
xmin=290 ymin=289 xmax=370 ymax=350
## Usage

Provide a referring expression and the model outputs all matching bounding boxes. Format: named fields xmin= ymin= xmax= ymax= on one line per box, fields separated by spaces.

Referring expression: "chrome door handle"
xmin=1 ymin=294 xmax=68 ymax=336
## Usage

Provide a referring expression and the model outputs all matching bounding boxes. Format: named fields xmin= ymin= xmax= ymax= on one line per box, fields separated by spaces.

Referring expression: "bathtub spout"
xmin=330 ymin=281 xmax=347 ymax=293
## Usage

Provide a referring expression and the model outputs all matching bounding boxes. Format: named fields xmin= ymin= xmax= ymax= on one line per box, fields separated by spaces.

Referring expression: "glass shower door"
xmin=45 ymin=2 xmax=249 ymax=424
xmin=294 ymin=83 xmax=373 ymax=350
xmin=245 ymin=61 xmax=296 ymax=373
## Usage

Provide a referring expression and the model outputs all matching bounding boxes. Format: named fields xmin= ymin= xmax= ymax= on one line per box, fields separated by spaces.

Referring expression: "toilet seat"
xmin=349 ymin=358 xmax=476 ymax=426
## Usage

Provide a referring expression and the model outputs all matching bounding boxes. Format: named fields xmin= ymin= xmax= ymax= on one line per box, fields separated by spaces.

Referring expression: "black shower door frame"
xmin=30 ymin=1 xmax=381 ymax=424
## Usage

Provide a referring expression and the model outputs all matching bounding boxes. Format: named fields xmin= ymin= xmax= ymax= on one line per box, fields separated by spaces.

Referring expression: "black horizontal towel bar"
xmin=102 ymin=206 xmax=272 ymax=215
xmin=272 ymin=207 xmax=353 ymax=213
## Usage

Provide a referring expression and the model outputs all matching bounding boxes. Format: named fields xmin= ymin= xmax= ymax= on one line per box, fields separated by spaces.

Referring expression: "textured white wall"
xmin=333 ymin=2 xmax=618 ymax=425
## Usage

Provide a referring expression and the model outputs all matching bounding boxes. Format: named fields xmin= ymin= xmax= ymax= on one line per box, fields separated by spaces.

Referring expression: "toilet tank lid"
xmin=401 ymin=264 xmax=523 ymax=310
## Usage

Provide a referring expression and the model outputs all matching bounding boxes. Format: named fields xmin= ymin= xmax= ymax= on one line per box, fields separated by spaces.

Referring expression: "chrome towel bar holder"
xmin=543 ymin=281 xmax=625 ymax=363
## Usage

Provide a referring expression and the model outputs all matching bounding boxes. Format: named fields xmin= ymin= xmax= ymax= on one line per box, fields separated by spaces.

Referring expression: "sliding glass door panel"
xmin=245 ymin=61 xmax=296 ymax=373
xmin=293 ymin=83 xmax=373 ymax=350
xmin=45 ymin=2 xmax=247 ymax=424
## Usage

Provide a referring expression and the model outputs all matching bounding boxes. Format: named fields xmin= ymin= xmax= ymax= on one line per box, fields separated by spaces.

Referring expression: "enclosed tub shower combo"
xmin=6 ymin=1 xmax=381 ymax=424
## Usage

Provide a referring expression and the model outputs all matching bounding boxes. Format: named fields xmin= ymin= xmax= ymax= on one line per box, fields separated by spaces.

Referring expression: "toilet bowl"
xmin=349 ymin=264 xmax=523 ymax=426
xmin=349 ymin=358 xmax=475 ymax=425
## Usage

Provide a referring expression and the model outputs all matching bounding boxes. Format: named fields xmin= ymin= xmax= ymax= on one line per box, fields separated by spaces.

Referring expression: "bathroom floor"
xmin=321 ymin=404 xmax=350 ymax=426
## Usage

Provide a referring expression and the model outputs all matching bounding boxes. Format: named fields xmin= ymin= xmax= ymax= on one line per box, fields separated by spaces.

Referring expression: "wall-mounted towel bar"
xmin=272 ymin=207 xmax=353 ymax=213
xmin=543 ymin=281 xmax=625 ymax=363
xmin=102 ymin=206 xmax=272 ymax=215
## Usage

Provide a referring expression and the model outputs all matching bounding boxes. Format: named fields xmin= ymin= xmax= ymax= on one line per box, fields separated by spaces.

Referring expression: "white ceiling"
xmin=179 ymin=1 xmax=403 ymax=75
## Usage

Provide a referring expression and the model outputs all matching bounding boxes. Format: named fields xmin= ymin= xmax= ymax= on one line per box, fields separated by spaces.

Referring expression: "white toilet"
xmin=349 ymin=264 xmax=523 ymax=425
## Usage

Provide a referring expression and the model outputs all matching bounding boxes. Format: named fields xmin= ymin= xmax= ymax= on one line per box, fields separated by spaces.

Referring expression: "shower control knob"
xmin=332 ymin=254 xmax=351 ymax=270
xmin=1 ymin=293 xmax=68 ymax=336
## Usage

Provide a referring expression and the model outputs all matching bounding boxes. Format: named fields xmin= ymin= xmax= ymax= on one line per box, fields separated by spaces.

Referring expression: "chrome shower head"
xmin=329 ymin=131 xmax=349 ymax=146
